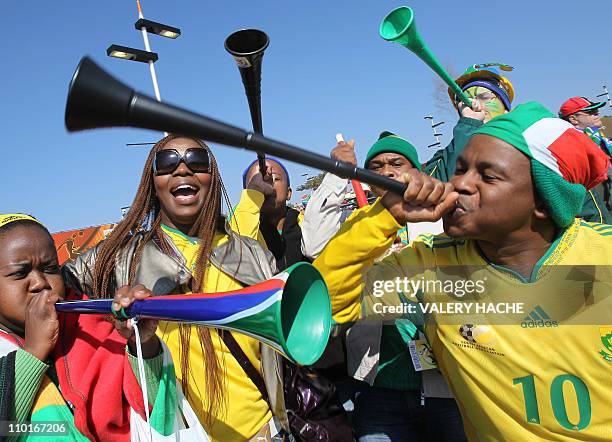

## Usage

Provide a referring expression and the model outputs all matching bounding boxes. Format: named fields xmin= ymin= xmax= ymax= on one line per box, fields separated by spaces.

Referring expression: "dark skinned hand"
xmin=113 ymin=284 xmax=160 ymax=359
xmin=330 ymin=139 xmax=357 ymax=166
xmin=381 ymin=169 xmax=459 ymax=225
xmin=23 ymin=292 xmax=61 ymax=362
xmin=247 ymin=167 xmax=276 ymax=199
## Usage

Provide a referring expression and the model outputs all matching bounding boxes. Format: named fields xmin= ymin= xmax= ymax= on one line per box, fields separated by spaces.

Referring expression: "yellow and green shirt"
xmin=314 ymin=200 xmax=612 ymax=441
xmin=157 ymin=224 xmax=272 ymax=442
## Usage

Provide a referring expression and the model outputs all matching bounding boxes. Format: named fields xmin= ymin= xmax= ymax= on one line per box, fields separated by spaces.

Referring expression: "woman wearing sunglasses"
xmin=62 ymin=135 xmax=288 ymax=441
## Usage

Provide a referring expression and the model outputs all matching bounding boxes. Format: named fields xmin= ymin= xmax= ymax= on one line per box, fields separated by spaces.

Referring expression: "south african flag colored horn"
xmin=56 ymin=262 xmax=331 ymax=365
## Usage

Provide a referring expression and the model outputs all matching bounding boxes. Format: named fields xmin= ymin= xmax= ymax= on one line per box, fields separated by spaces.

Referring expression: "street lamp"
xmin=106 ymin=44 xmax=158 ymax=63
xmin=134 ymin=18 xmax=181 ymax=39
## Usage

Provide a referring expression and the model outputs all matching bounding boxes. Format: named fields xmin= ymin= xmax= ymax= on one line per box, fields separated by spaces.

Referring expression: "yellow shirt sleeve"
xmin=313 ymin=199 xmax=402 ymax=323
xmin=228 ymin=189 xmax=265 ymax=242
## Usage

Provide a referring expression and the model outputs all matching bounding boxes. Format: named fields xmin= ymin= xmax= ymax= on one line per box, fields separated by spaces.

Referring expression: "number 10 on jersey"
xmin=513 ymin=373 xmax=591 ymax=431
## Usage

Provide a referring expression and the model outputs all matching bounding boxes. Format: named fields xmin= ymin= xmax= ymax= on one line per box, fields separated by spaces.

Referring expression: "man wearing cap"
xmin=300 ymin=132 xmax=428 ymax=261
xmin=363 ymin=131 xmax=441 ymax=248
xmin=559 ymin=96 xmax=612 ymax=223
xmin=314 ymin=102 xmax=612 ymax=440
xmin=425 ymin=63 xmax=515 ymax=182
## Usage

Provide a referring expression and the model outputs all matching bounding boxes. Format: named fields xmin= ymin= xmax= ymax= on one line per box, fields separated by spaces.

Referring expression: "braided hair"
xmin=91 ymin=134 xmax=233 ymax=426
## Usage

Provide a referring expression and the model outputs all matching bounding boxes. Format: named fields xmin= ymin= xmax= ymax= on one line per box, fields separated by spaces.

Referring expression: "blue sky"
xmin=3 ymin=1 xmax=612 ymax=232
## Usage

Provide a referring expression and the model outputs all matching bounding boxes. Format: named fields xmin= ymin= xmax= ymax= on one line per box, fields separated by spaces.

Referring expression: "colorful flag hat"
xmin=474 ymin=102 xmax=610 ymax=228
xmin=365 ymin=131 xmax=422 ymax=171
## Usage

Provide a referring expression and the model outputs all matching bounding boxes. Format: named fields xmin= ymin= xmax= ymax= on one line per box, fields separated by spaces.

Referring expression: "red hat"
xmin=558 ymin=97 xmax=605 ymax=118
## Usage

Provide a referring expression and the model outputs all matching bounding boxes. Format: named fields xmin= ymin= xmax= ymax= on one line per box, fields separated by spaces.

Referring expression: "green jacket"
xmin=424 ymin=117 xmax=483 ymax=182
xmin=581 ymin=182 xmax=612 ymax=224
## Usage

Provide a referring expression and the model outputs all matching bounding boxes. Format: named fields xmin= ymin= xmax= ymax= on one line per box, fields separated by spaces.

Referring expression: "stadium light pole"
xmin=424 ymin=115 xmax=445 ymax=148
xmin=106 ymin=0 xmax=181 ymax=136
xmin=134 ymin=0 xmax=167 ymax=104
xmin=596 ymin=85 xmax=611 ymax=109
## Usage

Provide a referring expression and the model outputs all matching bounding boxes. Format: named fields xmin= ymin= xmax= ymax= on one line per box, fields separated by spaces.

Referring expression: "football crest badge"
xmin=599 ymin=327 xmax=612 ymax=363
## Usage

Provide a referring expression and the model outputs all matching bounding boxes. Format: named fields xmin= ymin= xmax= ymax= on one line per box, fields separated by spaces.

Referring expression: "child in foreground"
xmin=0 ymin=214 xmax=204 ymax=441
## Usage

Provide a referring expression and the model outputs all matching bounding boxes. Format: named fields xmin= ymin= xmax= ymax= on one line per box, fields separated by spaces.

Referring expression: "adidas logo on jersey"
xmin=521 ymin=305 xmax=558 ymax=328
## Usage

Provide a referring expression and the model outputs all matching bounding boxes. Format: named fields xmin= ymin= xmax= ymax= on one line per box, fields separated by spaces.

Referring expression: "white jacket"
xmin=301 ymin=173 xmax=349 ymax=259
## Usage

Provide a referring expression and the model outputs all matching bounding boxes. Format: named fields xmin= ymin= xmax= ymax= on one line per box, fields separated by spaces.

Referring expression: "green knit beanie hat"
xmin=474 ymin=102 xmax=610 ymax=228
xmin=364 ymin=131 xmax=422 ymax=171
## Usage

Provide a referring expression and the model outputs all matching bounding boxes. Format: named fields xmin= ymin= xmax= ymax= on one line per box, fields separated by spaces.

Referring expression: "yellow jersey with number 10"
xmin=315 ymin=200 xmax=612 ymax=441
xmin=361 ymin=219 xmax=612 ymax=441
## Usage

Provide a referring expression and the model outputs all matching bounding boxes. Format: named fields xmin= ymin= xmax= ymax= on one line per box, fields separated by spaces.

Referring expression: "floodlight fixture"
xmin=134 ymin=18 xmax=181 ymax=39
xmin=106 ymin=44 xmax=158 ymax=63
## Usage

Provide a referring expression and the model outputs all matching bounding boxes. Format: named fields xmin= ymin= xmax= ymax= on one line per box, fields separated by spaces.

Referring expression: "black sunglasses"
xmin=579 ymin=108 xmax=600 ymax=116
xmin=153 ymin=148 xmax=211 ymax=176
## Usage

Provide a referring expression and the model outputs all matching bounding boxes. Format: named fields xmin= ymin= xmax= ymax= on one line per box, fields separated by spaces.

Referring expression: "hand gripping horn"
xmin=64 ymin=56 xmax=408 ymax=196
xmin=56 ymin=262 xmax=331 ymax=366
